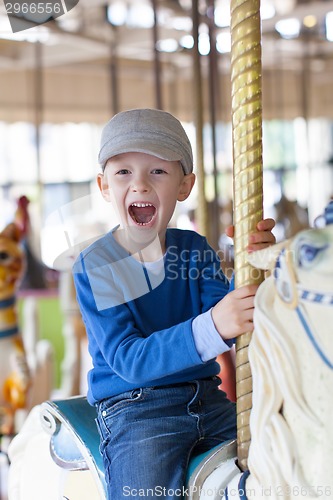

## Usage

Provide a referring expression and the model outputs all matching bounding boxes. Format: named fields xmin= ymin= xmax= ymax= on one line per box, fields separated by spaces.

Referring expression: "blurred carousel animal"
xmin=15 ymin=195 xmax=49 ymax=290
xmin=59 ymin=271 xmax=90 ymax=397
xmin=0 ymin=222 xmax=31 ymax=434
xmin=274 ymin=194 xmax=309 ymax=239
xmin=13 ymin=196 xmax=54 ymax=407
xmin=221 ymin=205 xmax=333 ymax=500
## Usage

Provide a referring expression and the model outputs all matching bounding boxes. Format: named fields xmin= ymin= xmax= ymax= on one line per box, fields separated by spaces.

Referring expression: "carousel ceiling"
xmin=0 ymin=0 xmax=333 ymax=121
xmin=1 ymin=0 xmax=333 ymax=68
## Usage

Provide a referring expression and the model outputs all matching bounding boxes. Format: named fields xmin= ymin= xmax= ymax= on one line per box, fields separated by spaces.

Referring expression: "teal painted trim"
xmin=0 ymin=325 xmax=19 ymax=338
xmin=0 ymin=296 xmax=15 ymax=309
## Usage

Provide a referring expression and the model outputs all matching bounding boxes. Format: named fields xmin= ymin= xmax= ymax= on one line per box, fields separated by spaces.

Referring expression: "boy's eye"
xmin=152 ymin=169 xmax=167 ymax=174
xmin=116 ymin=169 xmax=131 ymax=175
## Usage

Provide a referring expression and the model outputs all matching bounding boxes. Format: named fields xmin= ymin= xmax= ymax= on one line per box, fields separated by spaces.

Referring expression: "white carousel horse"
xmin=221 ymin=206 xmax=333 ymax=500
xmin=8 ymin=204 xmax=333 ymax=499
xmin=186 ymin=207 xmax=333 ymax=499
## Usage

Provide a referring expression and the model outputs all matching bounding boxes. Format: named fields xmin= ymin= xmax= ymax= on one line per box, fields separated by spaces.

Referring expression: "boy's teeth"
xmin=131 ymin=203 xmax=153 ymax=208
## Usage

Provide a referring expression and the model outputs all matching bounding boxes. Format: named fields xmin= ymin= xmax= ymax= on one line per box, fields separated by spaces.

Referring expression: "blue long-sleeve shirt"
xmin=73 ymin=227 xmax=232 ymax=405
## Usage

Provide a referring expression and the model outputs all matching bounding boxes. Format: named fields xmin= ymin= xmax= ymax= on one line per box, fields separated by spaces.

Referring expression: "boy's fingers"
xmin=225 ymin=225 xmax=234 ymax=238
xmin=247 ymin=242 xmax=274 ymax=253
xmin=226 ymin=219 xmax=275 ymax=240
xmin=256 ymin=218 xmax=275 ymax=231
xmin=249 ymin=231 xmax=276 ymax=244
xmin=234 ymin=284 xmax=259 ymax=297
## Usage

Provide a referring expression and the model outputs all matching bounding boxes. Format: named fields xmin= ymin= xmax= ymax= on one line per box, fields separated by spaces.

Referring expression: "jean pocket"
xmin=95 ymin=416 xmax=112 ymax=485
xmin=95 ymin=415 xmax=107 ymax=447
xmin=98 ymin=388 xmax=144 ymax=423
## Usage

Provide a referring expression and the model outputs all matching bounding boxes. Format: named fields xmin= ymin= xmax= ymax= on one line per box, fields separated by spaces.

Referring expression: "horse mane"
xmin=247 ymin=273 xmax=319 ymax=493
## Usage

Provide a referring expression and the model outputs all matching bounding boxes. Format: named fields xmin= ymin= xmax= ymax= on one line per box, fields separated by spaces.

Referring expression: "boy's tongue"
xmin=130 ymin=205 xmax=156 ymax=224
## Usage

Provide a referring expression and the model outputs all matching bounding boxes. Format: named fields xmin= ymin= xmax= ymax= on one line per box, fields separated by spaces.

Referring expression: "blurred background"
xmin=0 ymin=2 xmax=333 ymax=497
xmin=0 ymin=0 xmax=333 ymax=396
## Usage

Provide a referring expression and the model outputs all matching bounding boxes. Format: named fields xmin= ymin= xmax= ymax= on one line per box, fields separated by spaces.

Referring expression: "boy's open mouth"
xmin=129 ymin=203 xmax=157 ymax=226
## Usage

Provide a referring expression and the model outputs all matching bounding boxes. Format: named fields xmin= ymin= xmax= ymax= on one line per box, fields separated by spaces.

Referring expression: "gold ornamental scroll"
xmin=230 ymin=0 xmax=264 ymax=471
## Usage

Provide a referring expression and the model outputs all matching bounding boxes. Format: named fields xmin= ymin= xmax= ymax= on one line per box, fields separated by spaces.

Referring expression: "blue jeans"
xmin=95 ymin=376 xmax=236 ymax=499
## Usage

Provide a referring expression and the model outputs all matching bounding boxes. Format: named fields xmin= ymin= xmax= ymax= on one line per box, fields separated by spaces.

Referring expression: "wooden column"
xmin=207 ymin=0 xmax=220 ymax=250
xmin=192 ymin=0 xmax=208 ymax=236
xmin=152 ymin=0 xmax=163 ymax=110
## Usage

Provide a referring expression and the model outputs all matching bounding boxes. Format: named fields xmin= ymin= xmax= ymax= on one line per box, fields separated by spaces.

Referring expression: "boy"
xmin=73 ymin=108 xmax=275 ymax=499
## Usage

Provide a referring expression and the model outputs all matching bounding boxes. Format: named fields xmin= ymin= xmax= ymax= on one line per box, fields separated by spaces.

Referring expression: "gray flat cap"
xmin=98 ymin=108 xmax=193 ymax=174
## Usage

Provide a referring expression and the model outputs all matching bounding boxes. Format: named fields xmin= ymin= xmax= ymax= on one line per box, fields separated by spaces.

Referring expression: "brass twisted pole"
xmin=230 ymin=0 xmax=264 ymax=471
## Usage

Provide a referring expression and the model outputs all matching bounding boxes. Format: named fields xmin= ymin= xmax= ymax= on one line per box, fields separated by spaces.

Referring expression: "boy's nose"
xmin=131 ymin=175 xmax=150 ymax=193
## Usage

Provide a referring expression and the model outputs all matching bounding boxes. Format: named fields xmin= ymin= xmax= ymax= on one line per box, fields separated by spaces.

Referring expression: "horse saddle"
xmin=40 ymin=396 xmax=238 ymax=500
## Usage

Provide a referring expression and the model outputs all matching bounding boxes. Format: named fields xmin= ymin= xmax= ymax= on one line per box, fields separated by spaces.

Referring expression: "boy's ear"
xmin=97 ymin=173 xmax=111 ymax=202
xmin=178 ymin=173 xmax=196 ymax=202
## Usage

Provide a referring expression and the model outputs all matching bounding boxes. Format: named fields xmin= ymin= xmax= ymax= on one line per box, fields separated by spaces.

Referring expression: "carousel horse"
xmin=0 ymin=221 xmax=31 ymax=434
xmin=7 ymin=203 xmax=333 ymax=499
xmin=16 ymin=195 xmax=49 ymax=290
xmin=274 ymin=194 xmax=309 ymax=240
xmin=221 ymin=203 xmax=333 ymax=500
